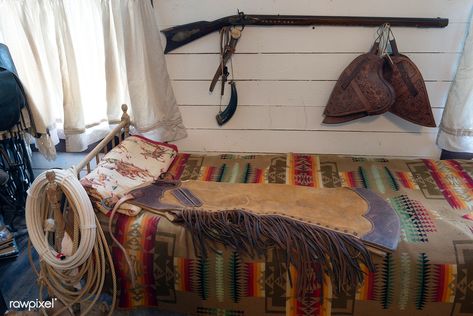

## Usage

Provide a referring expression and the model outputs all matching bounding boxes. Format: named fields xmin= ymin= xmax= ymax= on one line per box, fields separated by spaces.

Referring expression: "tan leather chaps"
xmin=124 ymin=180 xmax=401 ymax=295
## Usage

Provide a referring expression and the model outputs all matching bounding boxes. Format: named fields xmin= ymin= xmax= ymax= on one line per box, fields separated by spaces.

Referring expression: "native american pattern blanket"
xmin=81 ymin=135 xmax=177 ymax=216
xmin=98 ymin=153 xmax=473 ymax=316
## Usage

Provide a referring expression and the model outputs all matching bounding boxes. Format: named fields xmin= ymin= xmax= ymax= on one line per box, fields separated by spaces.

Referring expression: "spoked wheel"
xmin=0 ymin=137 xmax=34 ymax=230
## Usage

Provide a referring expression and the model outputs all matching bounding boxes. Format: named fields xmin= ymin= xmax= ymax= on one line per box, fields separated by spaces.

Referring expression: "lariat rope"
xmin=108 ymin=194 xmax=137 ymax=288
xmin=26 ymin=169 xmax=118 ymax=316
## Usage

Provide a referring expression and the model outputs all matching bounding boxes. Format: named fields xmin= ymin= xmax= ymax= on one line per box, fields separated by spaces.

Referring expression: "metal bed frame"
xmin=43 ymin=104 xmax=131 ymax=256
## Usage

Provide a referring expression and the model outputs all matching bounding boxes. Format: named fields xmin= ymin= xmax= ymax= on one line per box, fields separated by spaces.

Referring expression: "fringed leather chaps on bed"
xmin=124 ymin=180 xmax=400 ymax=296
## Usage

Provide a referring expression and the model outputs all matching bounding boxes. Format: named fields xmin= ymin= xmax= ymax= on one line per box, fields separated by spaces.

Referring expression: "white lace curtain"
xmin=437 ymin=15 xmax=473 ymax=153
xmin=0 ymin=0 xmax=186 ymax=157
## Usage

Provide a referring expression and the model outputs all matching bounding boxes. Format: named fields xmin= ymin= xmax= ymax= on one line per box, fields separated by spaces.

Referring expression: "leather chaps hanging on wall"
xmin=323 ymin=27 xmax=436 ymax=127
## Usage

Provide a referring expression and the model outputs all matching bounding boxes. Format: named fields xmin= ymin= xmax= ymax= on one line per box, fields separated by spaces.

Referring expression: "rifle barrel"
xmin=242 ymin=15 xmax=448 ymax=28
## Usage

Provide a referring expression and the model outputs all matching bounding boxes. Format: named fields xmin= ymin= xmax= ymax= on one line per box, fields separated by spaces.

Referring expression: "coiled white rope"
xmin=26 ymin=169 xmax=117 ymax=315
xmin=26 ymin=169 xmax=95 ymax=269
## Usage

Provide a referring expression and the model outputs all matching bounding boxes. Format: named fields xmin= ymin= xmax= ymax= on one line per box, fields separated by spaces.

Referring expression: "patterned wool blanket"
xmin=124 ymin=179 xmax=404 ymax=296
xmin=97 ymin=153 xmax=473 ymax=316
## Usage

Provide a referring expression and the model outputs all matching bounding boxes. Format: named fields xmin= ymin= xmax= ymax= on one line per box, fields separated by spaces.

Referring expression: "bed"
xmin=53 ymin=108 xmax=473 ymax=316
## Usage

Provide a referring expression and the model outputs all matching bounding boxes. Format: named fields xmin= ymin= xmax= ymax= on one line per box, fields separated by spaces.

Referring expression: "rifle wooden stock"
xmin=161 ymin=14 xmax=449 ymax=53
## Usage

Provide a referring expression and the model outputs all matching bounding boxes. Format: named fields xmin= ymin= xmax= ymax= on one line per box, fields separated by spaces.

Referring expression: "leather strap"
xmin=390 ymin=39 xmax=399 ymax=56
xmin=389 ymin=39 xmax=418 ymax=97
xmin=209 ymin=30 xmax=240 ymax=93
xmin=340 ymin=58 xmax=369 ymax=90
xmin=369 ymin=41 xmax=380 ymax=54
xmin=397 ymin=61 xmax=418 ymax=97
xmin=171 ymin=187 xmax=203 ymax=207
xmin=351 ymin=81 xmax=371 ymax=111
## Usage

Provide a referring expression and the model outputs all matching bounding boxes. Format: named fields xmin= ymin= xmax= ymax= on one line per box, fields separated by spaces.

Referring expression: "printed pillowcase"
xmin=80 ymin=135 xmax=178 ymax=216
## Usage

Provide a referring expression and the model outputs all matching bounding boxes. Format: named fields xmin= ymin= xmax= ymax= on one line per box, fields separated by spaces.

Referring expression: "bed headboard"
xmin=73 ymin=104 xmax=131 ymax=178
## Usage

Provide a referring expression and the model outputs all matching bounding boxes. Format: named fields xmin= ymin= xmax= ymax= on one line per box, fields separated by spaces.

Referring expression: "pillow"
xmin=80 ymin=135 xmax=178 ymax=216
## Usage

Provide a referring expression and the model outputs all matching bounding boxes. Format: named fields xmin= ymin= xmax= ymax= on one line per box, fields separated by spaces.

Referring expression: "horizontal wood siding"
xmin=155 ymin=0 xmax=472 ymax=157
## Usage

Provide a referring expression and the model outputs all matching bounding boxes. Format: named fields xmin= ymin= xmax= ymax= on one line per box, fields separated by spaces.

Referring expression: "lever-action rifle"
xmin=161 ymin=12 xmax=448 ymax=53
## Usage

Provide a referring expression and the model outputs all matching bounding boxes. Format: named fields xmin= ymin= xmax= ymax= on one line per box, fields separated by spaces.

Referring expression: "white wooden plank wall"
xmin=154 ymin=0 xmax=472 ymax=157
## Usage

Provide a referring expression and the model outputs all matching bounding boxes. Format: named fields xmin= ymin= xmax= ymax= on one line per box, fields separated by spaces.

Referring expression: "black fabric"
xmin=440 ymin=149 xmax=473 ymax=160
xmin=0 ymin=287 xmax=6 ymax=315
xmin=0 ymin=44 xmax=17 ymax=74
xmin=0 ymin=44 xmax=26 ymax=131
xmin=0 ymin=169 xmax=8 ymax=186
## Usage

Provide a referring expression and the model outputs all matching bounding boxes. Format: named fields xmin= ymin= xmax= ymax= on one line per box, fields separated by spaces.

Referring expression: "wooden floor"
xmin=0 ymin=213 xmax=39 ymax=310
xmin=0 ymin=152 xmax=183 ymax=315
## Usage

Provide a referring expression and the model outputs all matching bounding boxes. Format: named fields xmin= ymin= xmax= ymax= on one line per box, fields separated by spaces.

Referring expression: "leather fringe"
xmin=171 ymin=208 xmax=375 ymax=297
